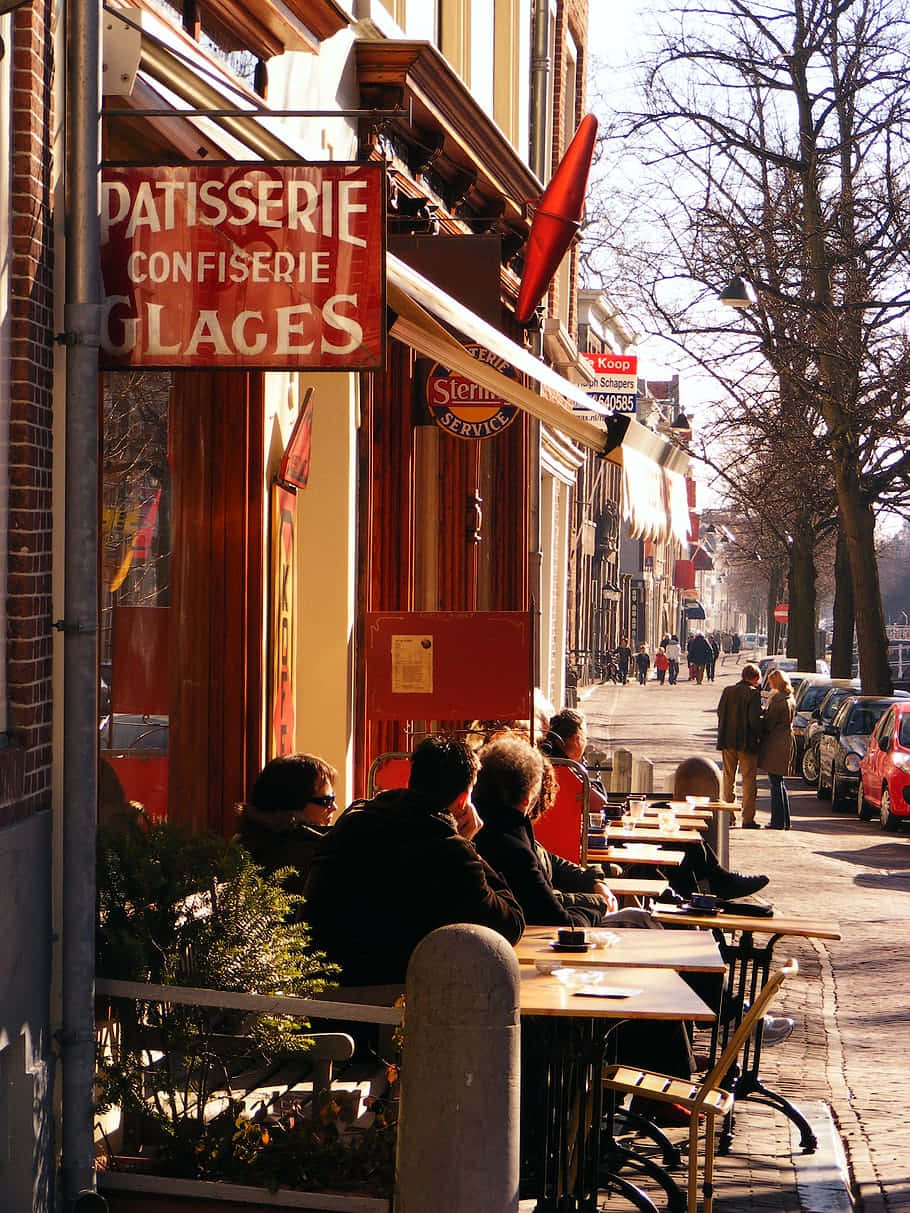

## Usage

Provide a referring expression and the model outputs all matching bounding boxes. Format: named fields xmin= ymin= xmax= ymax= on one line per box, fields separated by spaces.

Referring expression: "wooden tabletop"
xmin=515 ymin=926 xmax=726 ymax=973
xmin=651 ymin=908 xmax=842 ymax=940
xmin=636 ymin=814 xmax=709 ymax=830
xmin=589 ymin=846 xmax=685 ymax=867
xmin=604 ymin=876 xmax=669 ymax=899
xmin=519 ymin=965 xmax=716 ymax=1020
xmin=602 ymin=824 xmax=703 ymax=845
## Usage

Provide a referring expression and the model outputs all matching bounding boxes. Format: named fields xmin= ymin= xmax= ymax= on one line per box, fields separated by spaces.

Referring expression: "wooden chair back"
xmin=532 ymin=758 xmax=590 ymax=864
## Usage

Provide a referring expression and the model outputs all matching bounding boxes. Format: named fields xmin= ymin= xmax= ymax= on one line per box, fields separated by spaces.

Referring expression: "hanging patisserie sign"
xmin=99 ymin=162 xmax=385 ymax=370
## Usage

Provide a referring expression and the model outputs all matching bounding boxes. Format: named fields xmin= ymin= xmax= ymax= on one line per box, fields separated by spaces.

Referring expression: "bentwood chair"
xmin=603 ymin=959 xmax=798 ymax=1213
xmin=367 ymin=752 xmax=413 ymax=798
xmin=531 ymin=758 xmax=591 ymax=864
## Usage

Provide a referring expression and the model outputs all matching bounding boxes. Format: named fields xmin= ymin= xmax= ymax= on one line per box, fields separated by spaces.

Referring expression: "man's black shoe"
xmin=711 ymin=871 xmax=770 ymax=899
xmin=656 ymin=887 xmax=687 ymax=908
xmin=741 ymin=821 xmax=761 ymax=829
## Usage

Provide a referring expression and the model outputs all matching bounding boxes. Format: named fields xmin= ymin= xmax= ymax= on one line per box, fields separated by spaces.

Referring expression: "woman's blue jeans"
xmin=768 ymin=772 xmax=791 ymax=828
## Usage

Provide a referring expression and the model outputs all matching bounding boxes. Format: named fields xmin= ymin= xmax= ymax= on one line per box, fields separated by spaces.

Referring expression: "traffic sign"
xmin=773 ymin=603 xmax=789 ymax=624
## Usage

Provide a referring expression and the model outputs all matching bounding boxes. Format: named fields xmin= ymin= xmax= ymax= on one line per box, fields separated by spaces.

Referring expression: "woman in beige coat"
xmin=759 ymin=668 xmax=796 ymax=829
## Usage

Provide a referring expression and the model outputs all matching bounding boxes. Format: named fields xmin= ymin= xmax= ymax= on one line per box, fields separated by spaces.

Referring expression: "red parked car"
xmin=857 ymin=702 xmax=910 ymax=831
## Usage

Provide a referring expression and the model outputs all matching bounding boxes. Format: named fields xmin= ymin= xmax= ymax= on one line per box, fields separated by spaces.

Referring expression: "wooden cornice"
xmin=200 ymin=0 xmax=348 ymax=59
xmin=354 ymin=39 xmax=542 ymax=231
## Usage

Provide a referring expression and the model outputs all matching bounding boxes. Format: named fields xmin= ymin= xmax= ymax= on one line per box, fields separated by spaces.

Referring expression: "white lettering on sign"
xmin=100 ymin=178 xmax=369 ymax=245
xmin=101 ymin=296 xmax=364 ymax=359
xmin=581 ymin=352 xmax=638 ymax=376
xmin=125 ymin=249 xmax=332 ymax=285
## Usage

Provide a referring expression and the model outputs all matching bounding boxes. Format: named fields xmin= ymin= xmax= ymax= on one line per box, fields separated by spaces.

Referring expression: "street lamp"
xmin=719 ymin=274 xmax=910 ymax=312
xmin=719 ymin=275 xmax=757 ymax=308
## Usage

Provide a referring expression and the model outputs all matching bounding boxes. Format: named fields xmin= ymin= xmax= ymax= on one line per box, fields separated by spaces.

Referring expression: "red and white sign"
xmin=580 ymin=351 xmax=638 ymax=415
xmin=425 ymin=345 xmax=519 ymax=439
xmin=99 ymin=163 xmax=385 ymax=370
xmin=774 ymin=603 xmax=789 ymax=624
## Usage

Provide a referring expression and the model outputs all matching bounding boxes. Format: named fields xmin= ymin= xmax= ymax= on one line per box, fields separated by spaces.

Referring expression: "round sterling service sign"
xmin=426 ymin=344 xmax=520 ymax=439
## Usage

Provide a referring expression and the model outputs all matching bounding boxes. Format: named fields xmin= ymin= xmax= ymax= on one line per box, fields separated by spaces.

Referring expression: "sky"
xmin=583 ymin=1 xmax=731 ymax=429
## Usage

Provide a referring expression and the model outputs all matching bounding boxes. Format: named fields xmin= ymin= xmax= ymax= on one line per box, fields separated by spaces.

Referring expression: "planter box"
xmin=98 ymin=1171 xmax=391 ymax=1212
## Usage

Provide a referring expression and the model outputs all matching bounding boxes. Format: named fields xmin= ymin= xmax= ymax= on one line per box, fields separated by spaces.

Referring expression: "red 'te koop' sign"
xmin=99 ymin=162 xmax=385 ymax=370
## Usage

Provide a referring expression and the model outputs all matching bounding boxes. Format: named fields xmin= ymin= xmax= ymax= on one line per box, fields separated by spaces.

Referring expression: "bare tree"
xmin=586 ymin=0 xmax=910 ymax=691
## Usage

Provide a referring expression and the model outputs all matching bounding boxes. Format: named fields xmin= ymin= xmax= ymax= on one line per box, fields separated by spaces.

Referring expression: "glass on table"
xmin=628 ymin=799 xmax=646 ymax=828
xmin=658 ymin=806 xmax=678 ymax=832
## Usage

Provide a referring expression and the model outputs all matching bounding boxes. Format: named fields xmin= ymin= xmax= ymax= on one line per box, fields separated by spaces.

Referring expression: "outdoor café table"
xmin=651 ymin=907 xmax=842 ymax=1153
xmin=514 ymin=925 xmax=726 ymax=974
xmin=588 ymin=843 xmax=686 ymax=868
xmin=519 ymin=966 xmax=715 ymax=1213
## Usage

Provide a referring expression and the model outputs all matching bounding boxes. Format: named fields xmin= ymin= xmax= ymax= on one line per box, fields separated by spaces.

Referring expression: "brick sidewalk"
xmin=576 ymin=665 xmax=902 ymax=1213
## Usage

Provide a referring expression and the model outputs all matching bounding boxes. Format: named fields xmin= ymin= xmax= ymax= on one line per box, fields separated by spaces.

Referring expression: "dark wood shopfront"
xmin=100 ymin=370 xmax=264 ymax=836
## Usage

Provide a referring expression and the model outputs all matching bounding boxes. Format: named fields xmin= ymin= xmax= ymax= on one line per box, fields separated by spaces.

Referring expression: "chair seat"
xmin=603 ymin=1064 xmax=736 ymax=1118
xmin=600 ymin=959 xmax=797 ymax=1213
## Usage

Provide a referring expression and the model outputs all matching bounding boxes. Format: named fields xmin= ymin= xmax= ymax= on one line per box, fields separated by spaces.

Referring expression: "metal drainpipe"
xmin=530 ymin=0 xmax=550 ymax=180
xmin=527 ymin=0 xmax=551 ymax=694
xmin=62 ymin=0 xmax=102 ymax=1204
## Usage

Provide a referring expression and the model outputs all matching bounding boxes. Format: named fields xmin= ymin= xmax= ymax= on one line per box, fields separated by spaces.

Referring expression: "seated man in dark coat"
xmin=304 ymin=735 xmax=524 ymax=987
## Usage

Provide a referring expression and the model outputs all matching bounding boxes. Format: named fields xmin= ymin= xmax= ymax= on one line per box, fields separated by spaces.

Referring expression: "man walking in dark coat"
xmin=687 ymin=631 xmax=714 ymax=684
xmin=716 ymin=663 xmax=764 ymax=827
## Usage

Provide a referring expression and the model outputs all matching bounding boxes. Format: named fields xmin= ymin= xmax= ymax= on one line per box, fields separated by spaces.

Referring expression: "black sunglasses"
xmin=309 ymin=794 xmax=336 ymax=808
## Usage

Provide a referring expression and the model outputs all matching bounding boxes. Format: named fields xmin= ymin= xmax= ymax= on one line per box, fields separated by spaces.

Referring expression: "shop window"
xmin=101 ymin=371 xmax=263 ymax=835
xmin=101 ymin=373 xmax=172 ymax=823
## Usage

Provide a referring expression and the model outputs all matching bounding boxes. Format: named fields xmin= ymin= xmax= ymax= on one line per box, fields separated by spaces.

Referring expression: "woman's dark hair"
xmin=250 ymin=753 xmax=337 ymax=814
xmin=547 ymin=708 xmax=585 ymax=744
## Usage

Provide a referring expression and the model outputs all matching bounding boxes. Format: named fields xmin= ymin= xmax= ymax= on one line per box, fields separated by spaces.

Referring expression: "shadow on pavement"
xmin=854 ymin=869 xmax=910 ymax=890
xmin=816 ymin=843 xmax=910 ymax=870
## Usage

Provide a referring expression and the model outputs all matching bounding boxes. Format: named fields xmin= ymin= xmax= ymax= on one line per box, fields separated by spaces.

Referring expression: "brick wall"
xmin=2 ymin=0 xmax=56 ymax=826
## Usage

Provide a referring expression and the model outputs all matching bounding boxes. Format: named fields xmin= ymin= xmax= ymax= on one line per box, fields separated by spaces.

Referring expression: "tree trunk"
xmin=765 ymin=568 xmax=784 ymax=655
xmin=830 ymin=523 xmax=854 ymax=678
xmin=835 ymin=469 xmax=891 ymax=693
xmin=787 ymin=529 xmax=817 ymax=671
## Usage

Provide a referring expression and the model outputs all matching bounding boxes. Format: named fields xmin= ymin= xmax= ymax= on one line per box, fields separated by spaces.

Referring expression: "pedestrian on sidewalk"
xmin=654 ymin=646 xmax=669 ymax=684
xmin=716 ymin=663 xmax=763 ymax=827
xmin=706 ymin=633 xmax=720 ymax=681
xmin=687 ymin=632 xmax=713 ymax=684
xmin=615 ymin=635 xmax=632 ymax=685
xmin=665 ymin=634 xmax=681 ymax=684
xmin=635 ymin=644 xmax=651 ymax=685
xmin=759 ymin=668 xmax=796 ymax=829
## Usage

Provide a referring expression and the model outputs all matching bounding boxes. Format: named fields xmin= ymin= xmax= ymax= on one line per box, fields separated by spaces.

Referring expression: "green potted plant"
xmin=94 ymin=812 xmax=397 ymax=1210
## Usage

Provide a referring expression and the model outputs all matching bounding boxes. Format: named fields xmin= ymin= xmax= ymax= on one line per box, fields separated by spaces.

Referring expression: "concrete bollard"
xmin=610 ymin=747 xmax=633 ymax=794
xmin=396 ymin=924 xmax=521 ymax=1213
xmin=631 ymin=757 xmax=653 ymax=795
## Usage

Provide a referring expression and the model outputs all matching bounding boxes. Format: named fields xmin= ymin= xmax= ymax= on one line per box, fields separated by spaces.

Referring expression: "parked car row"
xmin=792 ymin=679 xmax=910 ymax=831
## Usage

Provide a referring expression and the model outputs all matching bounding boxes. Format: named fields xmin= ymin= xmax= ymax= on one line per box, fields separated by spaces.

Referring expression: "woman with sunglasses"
xmin=237 ymin=753 xmax=338 ymax=910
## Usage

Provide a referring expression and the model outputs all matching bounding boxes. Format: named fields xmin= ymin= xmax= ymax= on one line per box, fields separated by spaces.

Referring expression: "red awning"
xmin=673 ymin=559 xmax=696 ymax=590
